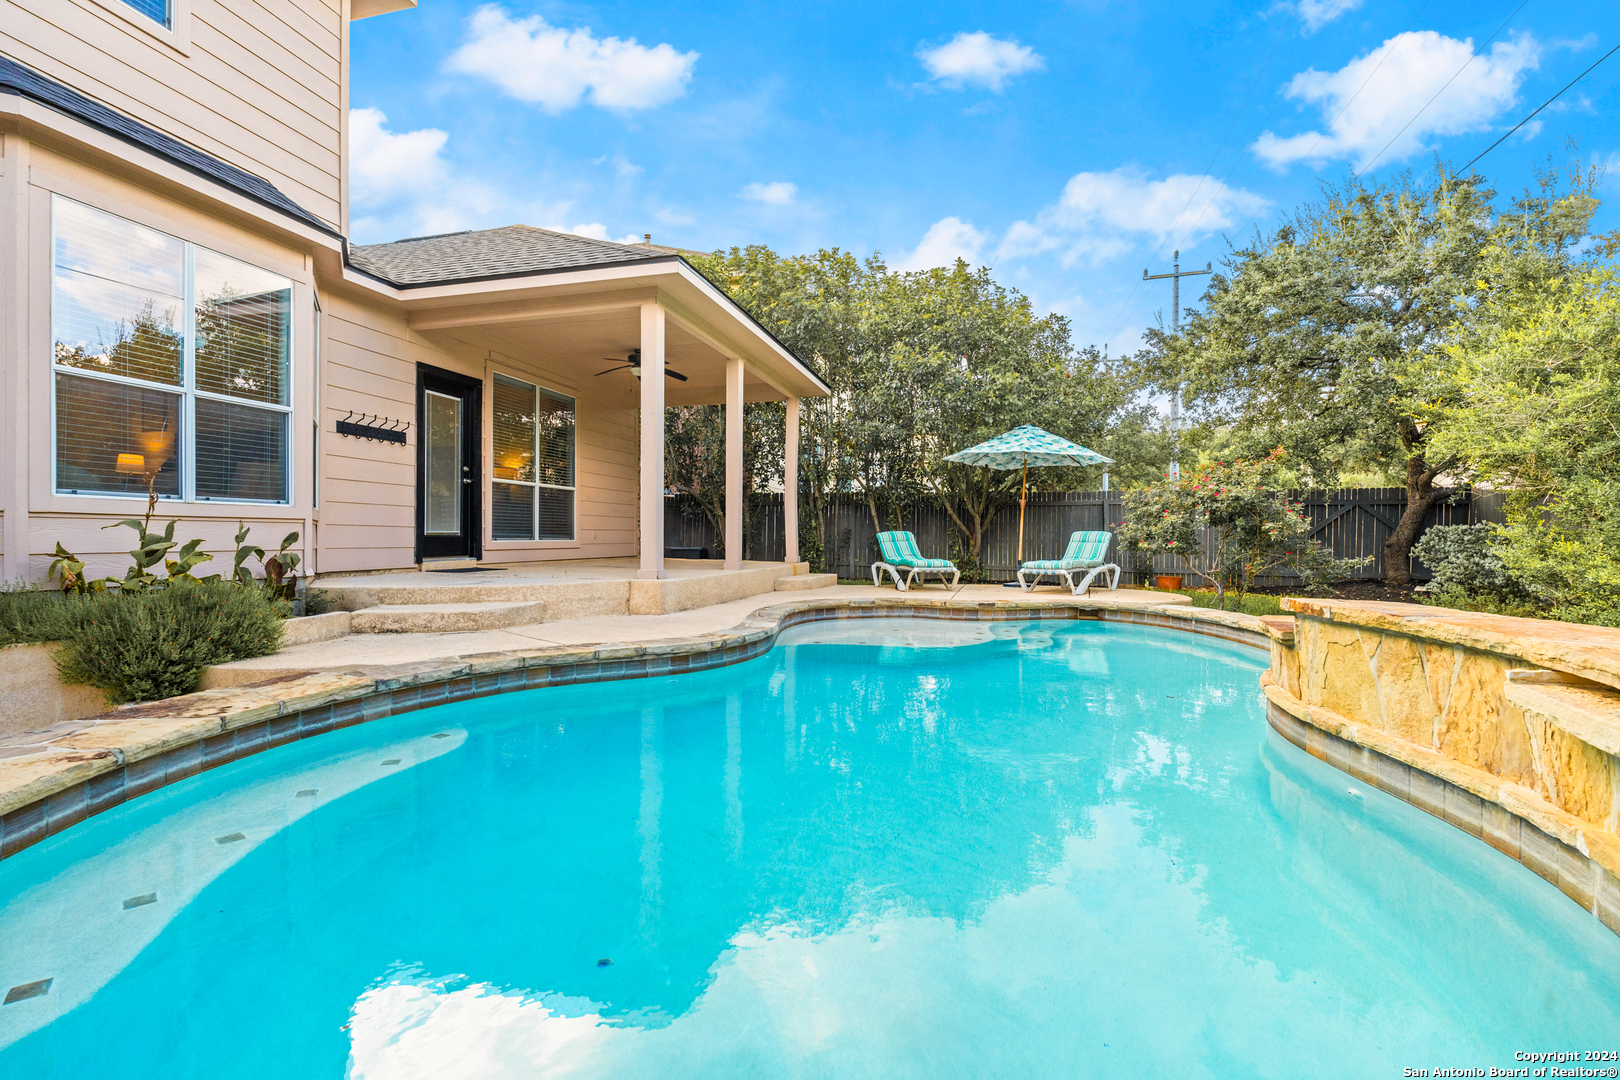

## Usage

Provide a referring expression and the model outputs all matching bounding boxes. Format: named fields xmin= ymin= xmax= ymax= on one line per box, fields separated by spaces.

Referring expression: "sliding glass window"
xmin=51 ymin=195 xmax=292 ymax=504
xmin=491 ymin=374 xmax=575 ymax=541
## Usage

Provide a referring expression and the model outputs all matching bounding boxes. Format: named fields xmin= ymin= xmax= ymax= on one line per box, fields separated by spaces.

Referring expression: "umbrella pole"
xmin=1018 ymin=457 xmax=1027 ymax=564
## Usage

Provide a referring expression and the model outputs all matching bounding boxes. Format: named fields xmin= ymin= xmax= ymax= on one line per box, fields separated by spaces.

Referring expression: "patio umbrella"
xmin=944 ymin=425 xmax=1114 ymax=565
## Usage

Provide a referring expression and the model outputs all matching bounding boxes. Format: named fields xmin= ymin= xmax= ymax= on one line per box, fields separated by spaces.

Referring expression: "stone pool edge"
xmin=0 ymin=598 xmax=1275 ymax=860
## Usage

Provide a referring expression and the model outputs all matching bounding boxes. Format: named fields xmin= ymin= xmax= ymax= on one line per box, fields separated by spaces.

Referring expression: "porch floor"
xmin=316 ymin=557 xmax=793 ymax=590
xmin=313 ymin=558 xmax=801 ymax=625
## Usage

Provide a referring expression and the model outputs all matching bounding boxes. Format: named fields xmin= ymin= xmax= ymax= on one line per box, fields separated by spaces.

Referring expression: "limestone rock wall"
xmin=1276 ymin=600 xmax=1620 ymax=841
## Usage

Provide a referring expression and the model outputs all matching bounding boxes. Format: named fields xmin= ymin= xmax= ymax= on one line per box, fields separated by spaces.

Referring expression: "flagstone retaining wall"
xmin=1263 ymin=598 xmax=1620 ymax=936
xmin=0 ymin=645 xmax=107 ymax=736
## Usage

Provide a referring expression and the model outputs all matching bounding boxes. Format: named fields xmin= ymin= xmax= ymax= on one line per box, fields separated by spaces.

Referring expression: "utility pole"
xmin=1143 ymin=249 xmax=1210 ymax=479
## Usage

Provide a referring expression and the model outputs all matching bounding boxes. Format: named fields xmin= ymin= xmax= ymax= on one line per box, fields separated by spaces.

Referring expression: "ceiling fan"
xmin=595 ymin=349 xmax=688 ymax=382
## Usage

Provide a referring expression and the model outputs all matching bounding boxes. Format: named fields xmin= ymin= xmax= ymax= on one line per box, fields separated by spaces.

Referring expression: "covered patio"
xmin=327 ymin=227 xmax=830 ymax=583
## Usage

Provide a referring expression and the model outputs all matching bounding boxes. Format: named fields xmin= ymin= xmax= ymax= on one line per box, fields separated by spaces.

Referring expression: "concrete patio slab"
xmin=202 ymin=583 xmax=1187 ymax=687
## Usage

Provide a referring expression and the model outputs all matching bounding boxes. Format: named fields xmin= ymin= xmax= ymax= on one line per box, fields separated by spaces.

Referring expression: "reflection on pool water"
xmin=1 ymin=619 xmax=1617 ymax=1078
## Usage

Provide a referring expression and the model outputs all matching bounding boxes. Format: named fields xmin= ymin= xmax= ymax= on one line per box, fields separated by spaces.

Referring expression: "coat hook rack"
xmin=336 ymin=410 xmax=409 ymax=445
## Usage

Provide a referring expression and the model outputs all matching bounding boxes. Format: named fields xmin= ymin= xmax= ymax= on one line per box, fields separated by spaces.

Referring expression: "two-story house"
xmin=0 ymin=0 xmax=826 ymax=590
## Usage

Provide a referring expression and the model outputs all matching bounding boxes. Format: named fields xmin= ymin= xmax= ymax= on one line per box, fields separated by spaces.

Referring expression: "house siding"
xmin=1 ymin=0 xmax=344 ymax=230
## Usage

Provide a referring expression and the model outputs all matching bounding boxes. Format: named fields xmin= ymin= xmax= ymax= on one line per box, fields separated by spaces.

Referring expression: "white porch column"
xmin=724 ymin=357 xmax=745 ymax=571
xmin=784 ymin=396 xmax=800 ymax=566
xmin=639 ymin=303 xmax=667 ymax=580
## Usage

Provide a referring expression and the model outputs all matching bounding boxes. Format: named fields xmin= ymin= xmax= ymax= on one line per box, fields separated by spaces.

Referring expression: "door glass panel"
xmin=424 ymin=391 xmax=462 ymax=535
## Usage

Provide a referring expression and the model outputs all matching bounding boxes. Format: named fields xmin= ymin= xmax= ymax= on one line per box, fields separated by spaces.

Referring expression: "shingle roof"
xmin=348 ymin=225 xmax=683 ymax=286
xmin=0 ymin=54 xmax=335 ymax=236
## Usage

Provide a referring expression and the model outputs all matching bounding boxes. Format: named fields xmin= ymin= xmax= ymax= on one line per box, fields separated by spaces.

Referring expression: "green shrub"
xmin=1411 ymin=524 xmax=1517 ymax=596
xmin=1178 ymin=590 xmax=1287 ymax=617
xmin=0 ymin=585 xmax=85 ymax=646
xmin=1417 ymin=585 xmax=1542 ymax=620
xmin=1117 ymin=449 xmax=1366 ymax=608
xmin=55 ymin=579 xmax=288 ymax=704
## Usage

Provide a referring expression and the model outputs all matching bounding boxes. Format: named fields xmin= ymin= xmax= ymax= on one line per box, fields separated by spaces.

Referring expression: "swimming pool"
xmin=2 ymin=618 xmax=1617 ymax=1078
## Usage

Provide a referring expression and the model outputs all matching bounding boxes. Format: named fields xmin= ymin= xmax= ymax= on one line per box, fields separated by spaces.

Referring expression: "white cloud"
xmin=917 ymin=32 xmax=1044 ymax=92
xmin=894 ymin=217 xmax=988 ymax=271
xmin=1252 ymin=31 xmax=1541 ymax=171
xmin=1297 ymin=0 xmax=1362 ymax=34
xmin=740 ymin=181 xmax=797 ymax=206
xmin=997 ymin=167 xmax=1269 ymax=267
xmin=346 ymin=108 xmax=569 ymax=243
xmin=590 ymin=154 xmax=644 ymax=178
xmin=445 ymin=5 xmax=698 ymax=114
xmin=349 ymin=107 xmax=449 ymax=206
xmin=570 ymin=223 xmax=644 ymax=244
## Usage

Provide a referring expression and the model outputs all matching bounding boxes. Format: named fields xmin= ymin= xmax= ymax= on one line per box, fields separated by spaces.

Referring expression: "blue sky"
xmin=349 ymin=0 xmax=1620 ymax=354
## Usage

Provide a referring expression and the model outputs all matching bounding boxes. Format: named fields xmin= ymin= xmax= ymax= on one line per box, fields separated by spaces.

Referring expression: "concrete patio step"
xmin=349 ymin=600 xmax=546 ymax=634
xmin=323 ymin=582 xmax=556 ymax=608
xmin=774 ymin=573 xmax=838 ymax=592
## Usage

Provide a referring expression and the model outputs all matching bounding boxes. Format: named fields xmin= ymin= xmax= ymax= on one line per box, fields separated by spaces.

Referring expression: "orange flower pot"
xmin=1155 ymin=574 xmax=1183 ymax=591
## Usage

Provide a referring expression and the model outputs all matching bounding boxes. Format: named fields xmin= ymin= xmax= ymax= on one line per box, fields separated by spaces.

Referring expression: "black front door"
xmin=416 ymin=364 xmax=482 ymax=561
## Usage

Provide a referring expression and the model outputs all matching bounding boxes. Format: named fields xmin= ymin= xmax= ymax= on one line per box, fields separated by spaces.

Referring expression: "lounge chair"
xmin=1017 ymin=531 xmax=1120 ymax=595
xmin=871 ymin=530 xmax=961 ymax=592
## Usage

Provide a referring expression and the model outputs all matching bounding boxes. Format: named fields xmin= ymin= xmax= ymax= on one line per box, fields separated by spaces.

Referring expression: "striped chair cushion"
xmin=1023 ymin=531 xmax=1113 ymax=571
xmin=877 ymin=530 xmax=955 ymax=569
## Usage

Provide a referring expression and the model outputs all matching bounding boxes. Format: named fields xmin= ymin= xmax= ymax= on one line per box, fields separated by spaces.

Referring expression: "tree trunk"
xmin=1383 ymin=446 xmax=1449 ymax=586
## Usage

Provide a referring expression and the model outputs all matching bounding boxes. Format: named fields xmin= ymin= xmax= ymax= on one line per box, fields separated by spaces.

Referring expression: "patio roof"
xmin=349 ymin=225 xmax=675 ymax=286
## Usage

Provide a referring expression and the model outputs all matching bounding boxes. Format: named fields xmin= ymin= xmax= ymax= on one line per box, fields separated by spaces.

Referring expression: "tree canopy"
xmin=686 ymin=247 xmax=1163 ymax=572
xmin=1423 ymin=266 xmax=1620 ymax=624
xmin=1134 ymin=163 xmax=1599 ymax=582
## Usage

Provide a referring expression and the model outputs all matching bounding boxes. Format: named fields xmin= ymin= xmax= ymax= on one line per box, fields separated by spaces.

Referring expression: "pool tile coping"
xmin=1262 ymin=672 xmax=1620 ymax=938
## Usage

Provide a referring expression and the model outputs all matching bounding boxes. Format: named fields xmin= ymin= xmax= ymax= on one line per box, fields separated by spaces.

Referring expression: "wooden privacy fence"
xmin=665 ymin=488 xmax=1506 ymax=584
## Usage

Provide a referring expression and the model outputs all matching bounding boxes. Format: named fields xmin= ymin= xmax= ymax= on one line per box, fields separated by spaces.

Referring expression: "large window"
xmin=491 ymin=374 xmax=575 ymax=541
xmin=52 ymin=196 xmax=292 ymax=504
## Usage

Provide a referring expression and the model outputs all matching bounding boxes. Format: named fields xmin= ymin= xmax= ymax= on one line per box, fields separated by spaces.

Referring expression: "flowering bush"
xmin=1116 ymin=449 xmax=1365 ymax=608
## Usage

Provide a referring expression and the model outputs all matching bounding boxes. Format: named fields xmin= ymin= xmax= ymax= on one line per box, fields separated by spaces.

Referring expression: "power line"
xmin=1460 ymin=40 xmax=1620 ymax=173
xmin=1353 ymin=0 xmax=1533 ymax=177
xmin=1199 ymin=0 xmax=1435 ymax=242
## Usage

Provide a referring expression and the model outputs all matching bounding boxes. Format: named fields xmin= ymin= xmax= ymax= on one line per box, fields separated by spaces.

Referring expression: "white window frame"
xmin=491 ymin=372 xmax=576 ymax=542
xmin=49 ymin=195 xmax=294 ymax=507
xmin=87 ymin=0 xmax=192 ymax=56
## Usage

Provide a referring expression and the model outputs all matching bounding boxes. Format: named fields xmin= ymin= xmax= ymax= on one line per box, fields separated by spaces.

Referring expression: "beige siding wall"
xmin=317 ymin=292 xmax=421 ymax=572
xmin=2 ymin=0 xmax=344 ymax=229
xmin=318 ymin=292 xmax=642 ymax=574
xmin=11 ymin=138 xmax=316 ymax=581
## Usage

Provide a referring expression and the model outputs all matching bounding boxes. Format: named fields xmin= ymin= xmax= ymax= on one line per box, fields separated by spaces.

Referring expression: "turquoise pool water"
xmin=2 ymin=619 xmax=1618 ymax=1078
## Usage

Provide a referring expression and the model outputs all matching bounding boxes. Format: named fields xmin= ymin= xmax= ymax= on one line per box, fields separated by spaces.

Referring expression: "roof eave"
xmin=355 ymin=254 xmax=830 ymax=398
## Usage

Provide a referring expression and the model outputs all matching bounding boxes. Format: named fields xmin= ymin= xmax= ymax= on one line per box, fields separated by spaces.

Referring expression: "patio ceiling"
xmin=413 ymin=298 xmax=785 ymax=407
xmin=392 ymin=265 xmax=827 ymax=407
